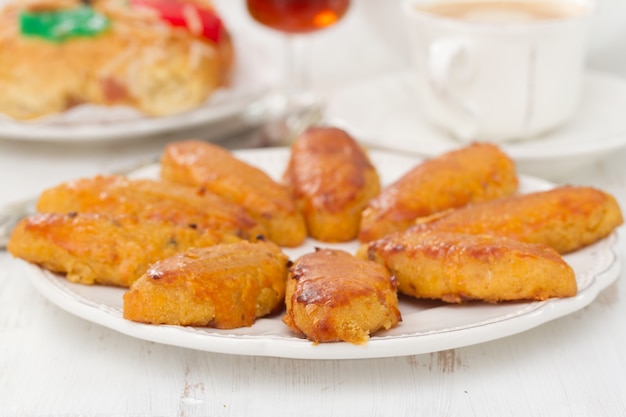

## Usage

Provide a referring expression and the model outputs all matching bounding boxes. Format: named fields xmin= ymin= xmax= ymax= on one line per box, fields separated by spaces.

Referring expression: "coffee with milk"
xmin=416 ymin=1 xmax=587 ymax=23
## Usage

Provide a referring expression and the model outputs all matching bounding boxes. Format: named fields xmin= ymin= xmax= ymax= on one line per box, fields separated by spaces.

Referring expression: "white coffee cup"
xmin=403 ymin=0 xmax=594 ymax=143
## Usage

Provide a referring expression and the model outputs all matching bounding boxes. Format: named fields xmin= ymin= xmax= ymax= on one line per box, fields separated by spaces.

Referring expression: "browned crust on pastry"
xmin=7 ymin=212 xmax=238 ymax=287
xmin=358 ymin=143 xmax=518 ymax=242
xmin=36 ymin=174 xmax=266 ymax=241
xmin=283 ymin=248 xmax=401 ymax=344
xmin=410 ymin=185 xmax=624 ymax=254
xmin=284 ymin=127 xmax=380 ymax=242
xmin=123 ymin=240 xmax=289 ymax=328
xmin=361 ymin=231 xmax=577 ymax=303
xmin=160 ymin=140 xmax=307 ymax=247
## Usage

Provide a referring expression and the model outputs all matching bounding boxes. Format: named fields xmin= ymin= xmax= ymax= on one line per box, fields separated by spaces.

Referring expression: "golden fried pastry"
xmin=358 ymin=143 xmax=518 ymax=242
xmin=161 ymin=140 xmax=307 ymax=247
xmin=283 ymin=248 xmax=401 ymax=344
xmin=0 ymin=0 xmax=233 ymax=120
xmin=123 ymin=240 xmax=289 ymax=328
xmin=7 ymin=212 xmax=239 ymax=287
xmin=283 ymin=127 xmax=380 ymax=242
xmin=361 ymin=231 xmax=577 ymax=303
xmin=36 ymin=175 xmax=266 ymax=241
xmin=410 ymin=185 xmax=623 ymax=254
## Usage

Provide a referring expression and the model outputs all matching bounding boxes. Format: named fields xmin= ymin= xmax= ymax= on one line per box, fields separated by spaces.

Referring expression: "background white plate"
xmin=326 ymin=70 xmax=626 ymax=180
xmin=18 ymin=148 xmax=621 ymax=359
xmin=0 ymin=92 xmax=264 ymax=143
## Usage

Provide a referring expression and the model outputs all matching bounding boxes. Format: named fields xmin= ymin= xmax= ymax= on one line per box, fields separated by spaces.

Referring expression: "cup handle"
xmin=428 ymin=36 xmax=478 ymax=142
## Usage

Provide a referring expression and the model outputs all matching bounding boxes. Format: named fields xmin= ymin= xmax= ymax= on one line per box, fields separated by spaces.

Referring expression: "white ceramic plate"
xmin=0 ymin=93 xmax=262 ymax=143
xmin=326 ymin=70 xmax=626 ymax=180
xmin=19 ymin=148 xmax=621 ymax=359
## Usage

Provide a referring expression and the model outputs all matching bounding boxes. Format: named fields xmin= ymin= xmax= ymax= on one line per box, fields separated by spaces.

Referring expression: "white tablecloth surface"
xmin=2 ymin=1 xmax=626 ymax=415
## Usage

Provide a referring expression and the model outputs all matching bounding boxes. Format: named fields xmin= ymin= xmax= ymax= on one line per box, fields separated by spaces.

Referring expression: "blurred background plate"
xmin=0 ymin=92 xmax=266 ymax=143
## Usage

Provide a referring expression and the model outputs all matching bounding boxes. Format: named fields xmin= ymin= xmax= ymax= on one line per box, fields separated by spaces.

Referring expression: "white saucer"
xmin=325 ymin=70 xmax=626 ymax=179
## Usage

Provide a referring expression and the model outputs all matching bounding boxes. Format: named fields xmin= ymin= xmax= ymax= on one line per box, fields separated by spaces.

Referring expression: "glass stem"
xmin=284 ymin=34 xmax=312 ymax=108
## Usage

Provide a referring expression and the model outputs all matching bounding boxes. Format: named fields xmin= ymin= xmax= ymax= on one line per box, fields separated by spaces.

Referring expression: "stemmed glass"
xmin=245 ymin=0 xmax=351 ymax=142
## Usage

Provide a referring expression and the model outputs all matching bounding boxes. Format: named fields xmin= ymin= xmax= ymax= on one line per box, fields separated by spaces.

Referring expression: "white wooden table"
xmin=2 ymin=1 xmax=626 ymax=416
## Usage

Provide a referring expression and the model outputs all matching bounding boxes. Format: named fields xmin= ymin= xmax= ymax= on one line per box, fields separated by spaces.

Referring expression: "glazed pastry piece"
xmin=0 ymin=0 xmax=233 ymax=120
xmin=358 ymin=142 xmax=518 ymax=242
xmin=410 ymin=185 xmax=623 ymax=254
xmin=36 ymin=175 xmax=266 ymax=241
xmin=160 ymin=140 xmax=307 ymax=247
xmin=123 ymin=240 xmax=289 ymax=328
xmin=360 ymin=231 xmax=577 ymax=303
xmin=284 ymin=127 xmax=381 ymax=242
xmin=7 ymin=212 xmax=239 ymax=287
xmin=283 ymin=248 xmax=401 ymax=344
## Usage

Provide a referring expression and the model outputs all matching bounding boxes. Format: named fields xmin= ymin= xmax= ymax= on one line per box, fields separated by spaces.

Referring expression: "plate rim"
xmin=22 ymin=238 xmax=620 ymax=360
xmin=0 ymin=91 xmax=261 ymax=143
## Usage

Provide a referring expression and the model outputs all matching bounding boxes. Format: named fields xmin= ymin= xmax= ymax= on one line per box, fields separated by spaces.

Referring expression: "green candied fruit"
xmin=19 ymin=6 xmax=110 ymax=42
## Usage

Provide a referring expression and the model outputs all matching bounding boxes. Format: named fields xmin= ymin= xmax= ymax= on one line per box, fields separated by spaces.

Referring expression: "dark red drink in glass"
xmin=246 ymin=0 xmax=351 ymax=34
